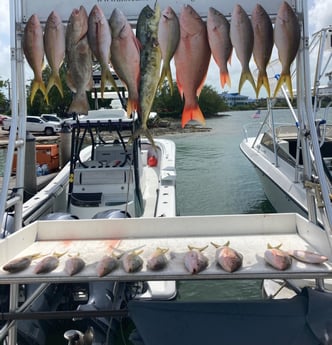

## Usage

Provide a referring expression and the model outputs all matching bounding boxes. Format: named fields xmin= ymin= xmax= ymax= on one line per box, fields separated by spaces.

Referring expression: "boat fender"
xmin=148 ymin=156 xmax=158 ymax=167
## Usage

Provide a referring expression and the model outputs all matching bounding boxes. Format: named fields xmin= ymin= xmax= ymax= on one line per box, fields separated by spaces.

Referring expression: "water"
xmin=168 ymin=110 xmax=275 ymax=216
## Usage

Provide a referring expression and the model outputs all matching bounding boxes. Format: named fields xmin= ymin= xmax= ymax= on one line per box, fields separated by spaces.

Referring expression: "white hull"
xmin=240 ymin=136 xmax=308 ymax=217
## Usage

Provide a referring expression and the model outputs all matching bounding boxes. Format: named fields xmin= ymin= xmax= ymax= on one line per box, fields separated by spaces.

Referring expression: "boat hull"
xmin=240 ymin=137 xmax=313 ymax=222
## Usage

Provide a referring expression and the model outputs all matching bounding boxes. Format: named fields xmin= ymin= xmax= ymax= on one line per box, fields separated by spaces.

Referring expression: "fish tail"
xmin=130 ymin=126 xmax=156 ymax=149
xmin=31 ymin=79 xmax=48 ymax=105
xmin=256 ymin=71 xmax=270 ymax=98
xmin=220 ymin=71 xmax=231 ymax=89
xmin=47 ymin=73 xmax=64 ymax=98
xmin=68 ymin=92 xmax=89 ymax=115
xmin=239 ymin=69 xmax=256 ymax=95
xmin=105 ymin=68 xmax=118 ymax=92
xmin=273 ymin=73 xmax=293 ymax=100
xmin=181 ymin=103 xmax=206 ymax=128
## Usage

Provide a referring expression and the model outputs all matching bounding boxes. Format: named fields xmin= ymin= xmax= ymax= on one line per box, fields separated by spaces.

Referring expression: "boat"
xmin=240 ymin=26 xmax=332 ymax=228
xmin=1 ymin=1 xmax=332 ymax=345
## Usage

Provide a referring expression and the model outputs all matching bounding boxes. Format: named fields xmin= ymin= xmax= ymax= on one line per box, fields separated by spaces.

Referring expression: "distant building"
xmin=220 ymin=92 xmax=256 ymax=107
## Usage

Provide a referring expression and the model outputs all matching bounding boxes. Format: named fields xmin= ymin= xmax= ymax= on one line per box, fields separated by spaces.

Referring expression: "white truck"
xmin=2 ymin=115 xmax=62 ymax=135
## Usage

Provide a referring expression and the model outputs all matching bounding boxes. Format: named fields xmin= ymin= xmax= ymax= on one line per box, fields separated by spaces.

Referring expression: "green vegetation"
xmin=0 ymin=79 xmax=10 ymax=114
xmin=153 ymin=81 xmax=228 ymax=119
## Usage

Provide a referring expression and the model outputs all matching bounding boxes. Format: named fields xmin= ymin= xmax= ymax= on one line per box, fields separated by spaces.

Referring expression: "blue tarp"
xmin=129 ymin=288 xmax=332 ymax=345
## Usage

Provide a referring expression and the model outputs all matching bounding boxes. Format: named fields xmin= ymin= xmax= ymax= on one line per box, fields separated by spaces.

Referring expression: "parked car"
xmin=40 ymin=114 xmax=63 ymax=124
xmin=0 ymin=114 xmax=9 ymax=125
xmin=2 ymin=116 xmax=62 ymax=136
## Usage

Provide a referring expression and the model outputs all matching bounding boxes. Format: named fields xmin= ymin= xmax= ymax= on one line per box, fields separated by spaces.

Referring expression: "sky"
xmin=0 ymin=0 xmax=330 ymax=101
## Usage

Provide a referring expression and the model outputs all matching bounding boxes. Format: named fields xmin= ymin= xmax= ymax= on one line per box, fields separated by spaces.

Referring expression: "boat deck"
xmin=0 ymin=213 xmax=331 ymax=284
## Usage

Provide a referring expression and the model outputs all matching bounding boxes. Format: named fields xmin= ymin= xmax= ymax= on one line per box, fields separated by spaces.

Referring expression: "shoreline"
xmin=0 ymin=119 xmax=217 ymax=147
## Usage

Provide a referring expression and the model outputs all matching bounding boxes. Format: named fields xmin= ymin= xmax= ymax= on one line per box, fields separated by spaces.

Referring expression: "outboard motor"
xmin=42 ymin=212 xmax=79 ymax=220
xmin=92 ymin=209 xmax=131 ymax=219
xmin=64 ymin=327 xmax=94 ymax=345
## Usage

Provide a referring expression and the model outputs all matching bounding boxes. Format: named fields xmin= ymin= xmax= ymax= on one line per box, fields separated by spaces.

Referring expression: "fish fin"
xmin=220 ymin=71 xmax=231 ymax=89
xmin=273 ymin=73 xmax=293 ymax=100
xmin=228 ymin=51 xmax=233 ymax=66
xmin=47 ymin=73 xmax=64 ymax=98
xmin=256 ymin=71 xmax=270 ymax=98
xmin=31 ymin=80 xmax=48 ymax=105
xmin=177 ymin=79 xmax=184 ymax=99
xmin=126 ymin=98 xmax=139 ymax=118
xmin=181 ymin=103 xmax=206 ymax=128
xmin=158 ymin=63 xmax=174 ymax=95
xmin=101 ymin=68 xmax=118 ymax=99
xmin=197 ymin=74 xmax=208 ymax=97
xmin=267 ymin=243 xmax=283 ymax=249
xmin=239 ymin=69 xmax=256 ymax=95
xmin=188 ymin=245 xmax=208 ymax=252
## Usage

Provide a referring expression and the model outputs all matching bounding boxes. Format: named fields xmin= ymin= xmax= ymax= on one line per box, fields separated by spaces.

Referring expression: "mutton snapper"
xmin=251 ymin=4 xmax=274 ymax=98
xmin=2 ymin=253 xmax=42 ymax=273
xmin=288 ymin=249 xmax=328 ymax=264
xmin=147 ymin=247 xmax=169 ymax=271
xmin=88 ymin=5 xmax=117 ymax=98
xmin=207 ymin=7 xmax=233 ymax=89
xmin=44 ymin=11 xmax=65 ymax=98
xmin=273 ymin=1 xmax=300 ymax=100
xmin=211 ymin=241 xmax=243 ymax=273
xmin=110 ymin=8 xmax=140 ymax=116
xmin=64 ymin=255 xmax=86 ymax=276
xmin=136 ymin=4 xmax=161 ymax=145
xmin=174 ymin=4 xmax=211 ymax=128
xmin=157 ymin=6 xmax=180 ymax=95
xmin=264 ymin=243 xmax=292 ymax=271
xmin=184 ymin=245 xmax=209 ymax=274
xmin=65 ymin=6 xmax=93 ymax=115
xmin=33 ymin=251 xmax=66 ymax=274
xmin=230 ymin=4 xmax=256 ymax=95
xmin=96 ymin=255 xmax=119 ymax=277
xmin=23 ymin=14 xmax=48 ymax=104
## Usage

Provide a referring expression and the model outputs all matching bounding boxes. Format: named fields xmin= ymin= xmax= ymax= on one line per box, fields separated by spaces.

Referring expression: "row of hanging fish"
xmin=1 ymin=242 xmax=328 ymax=276
xmin=23 ymin=1 xmax=300 ymax=130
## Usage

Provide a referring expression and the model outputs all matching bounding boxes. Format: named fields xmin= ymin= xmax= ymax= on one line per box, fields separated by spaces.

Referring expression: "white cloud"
xmin=308 ymin=0 xmax=332 ymax=33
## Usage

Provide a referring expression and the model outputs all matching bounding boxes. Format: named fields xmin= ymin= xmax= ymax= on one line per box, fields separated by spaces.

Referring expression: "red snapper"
xmin=174 ymin=5 xmax=211 ymax=128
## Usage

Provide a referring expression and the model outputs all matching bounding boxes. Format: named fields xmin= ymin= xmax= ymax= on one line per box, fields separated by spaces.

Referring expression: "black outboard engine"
xmin=92 ymin=209 xmax=131 ymax=219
